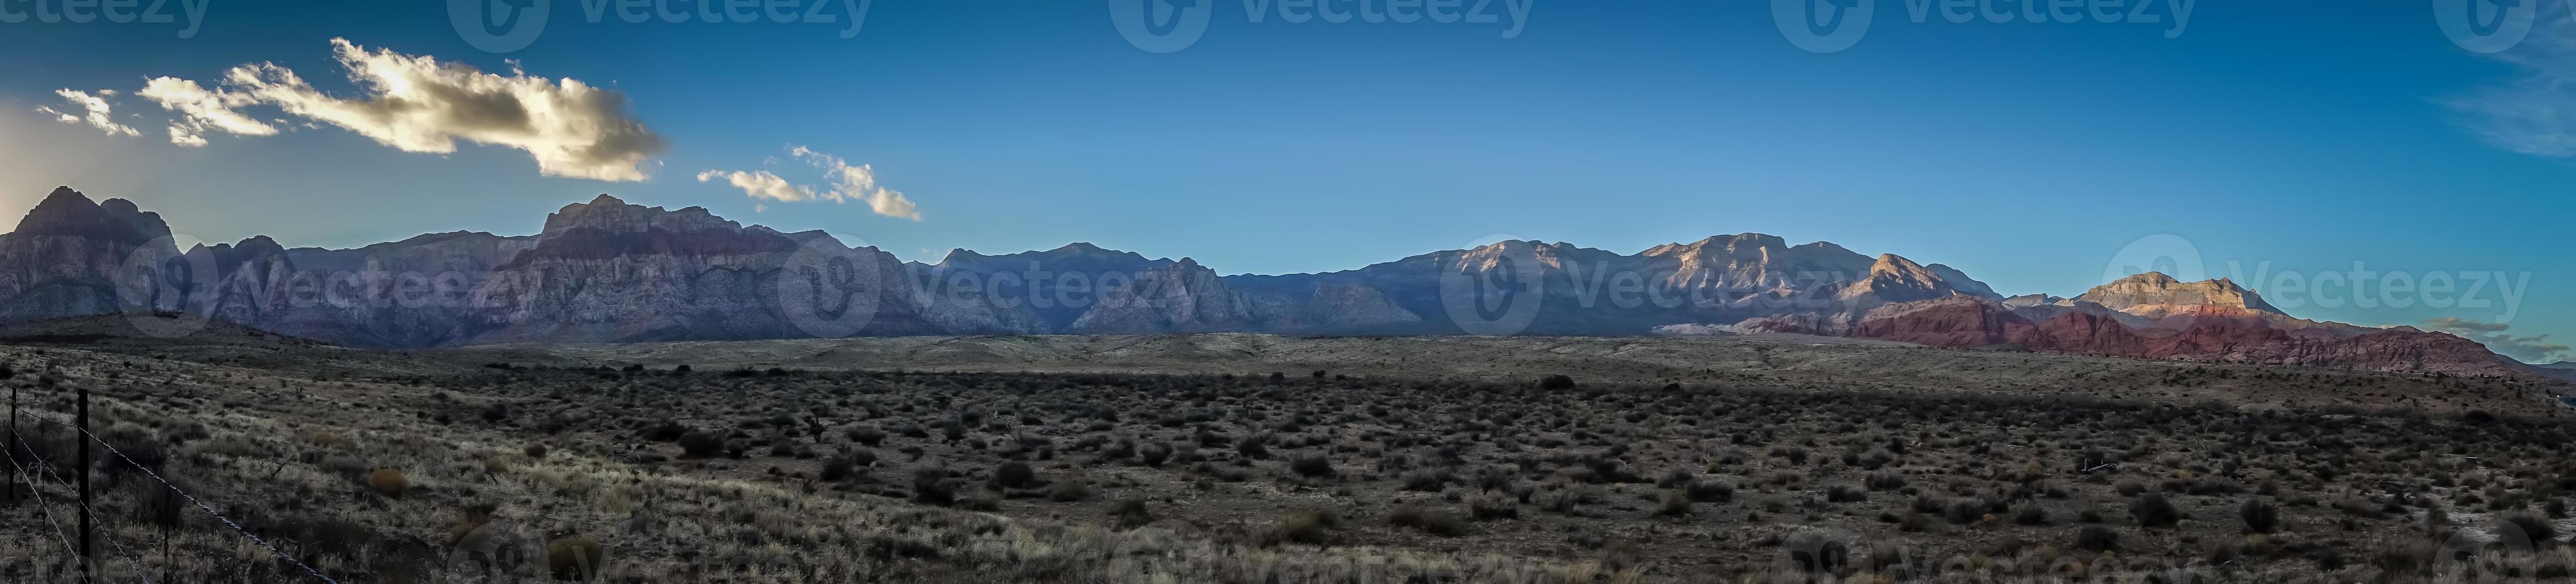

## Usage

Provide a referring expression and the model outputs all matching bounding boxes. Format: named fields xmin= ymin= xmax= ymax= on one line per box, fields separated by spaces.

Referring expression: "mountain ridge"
xmin=0 ymin=187 xmax=2540 ymax=378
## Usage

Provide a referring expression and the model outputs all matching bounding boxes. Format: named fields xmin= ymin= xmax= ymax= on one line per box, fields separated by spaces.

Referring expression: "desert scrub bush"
xmin=1542 ymin=487 xmax=1590 ymax=515
xmin=639 ymin=420 xmax=687 ymax=442
xmin=1686 ymin=479 xmax=1734 ymax=503
xmin=2241 ymin=498 xmax=2280 ymax=534
xmin=911 ymin=465 xmax=956 ymax=506
xmin=1897 ymin=511 xmax=1934 ymax=533
xmin=1657 ymin=467 xmax=1696 ymax=489
xmin=1824 ymin=484 xmax=1867 ymax=503
xmin=1655 ymin=489 xmax=1694 ymax=517
xmin=2014 ymin=505 xmax=2049 ymax=526
xmin=679 ymin=430 xmax=725 ymax=458
xmin=1289 ymin=451 xmax=1335 ymax=478
xmin=1389 ymin=504 xmax=1467 ymax=536
xmin=318 ymin=454 xmax=370 ymax=479
xmin=820 ymin=457 xmax=858 ymax=482
xmin=2334 ymin=496 xmax=2383 ymax=519
xmin=2075 ymin=525 xmax=2120 ymax=551
xmin=1470 ymin=493 xmax=1520 ymax=520
xmin=1048 ymin=477 xmax=1092 ymax=502
xmin=957 ymin=488 xmax=1004 ymax=512
xmin=992 ymin=461 xmax=1039 ymax=489
xmin=1271 ymin=508 xmax=1342 ymax=545
xmin=1402 ymin=469 xmax=1450 ymax=492
xmin=546 ymin=534 xmax=603 ymax=581
xmin=1946 ymin=499 xmax=1991 ymax=524
xmin=1138 ymin=442 xmax=1172 ymax=467
xmin=2504 ymin=512 xmax=2556 ymax=543
xmin=1236 ymin=433 xmax=1270 ymax=459
xmin=1111 ymin=497 xmax=1155 ymax=529
xmin=368 ymin=469 xmax=409 ymax=498
xmin=1866 ymin=472 xmax=1908 ymax=491
xmin=2131 ymin=493 xmax=2181 ymax=527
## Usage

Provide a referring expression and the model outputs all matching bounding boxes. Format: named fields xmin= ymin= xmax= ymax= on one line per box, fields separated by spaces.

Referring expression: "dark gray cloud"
xmin=2424 ymin=317 xmax=2572 ymax=364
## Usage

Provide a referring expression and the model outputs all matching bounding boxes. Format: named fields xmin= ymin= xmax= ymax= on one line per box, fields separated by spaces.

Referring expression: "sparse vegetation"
xmin=0 ymin=331 xmax=2569 ymax=584
xmin=366 ymin=468 xmax=409 ymax=498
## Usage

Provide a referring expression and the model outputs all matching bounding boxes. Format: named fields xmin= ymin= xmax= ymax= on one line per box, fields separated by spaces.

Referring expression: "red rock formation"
xmin=1850 ymin=295 xmax=2036 ymax=347
xmin=1846 ymin=293 xmax=2528 ymax=376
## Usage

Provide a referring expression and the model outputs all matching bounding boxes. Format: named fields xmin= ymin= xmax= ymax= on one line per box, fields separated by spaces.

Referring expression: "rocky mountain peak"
xmin=1834 ymin=253 xmax=1959 ymax=305
xmin=190 ymin=235 xmax=287 ymax=256
xmin=2079 ymin=272 xmax=2282 ymax=315
xmin=1868 ymin=253 xmax=1932 ymax=277
xmin=14 ymin=187 xmax=172 ymax=244
xmin=1644 ymin=232 xmax=1795 ymax=257
xmin=540 ymin=194 xmax=740 ymax=241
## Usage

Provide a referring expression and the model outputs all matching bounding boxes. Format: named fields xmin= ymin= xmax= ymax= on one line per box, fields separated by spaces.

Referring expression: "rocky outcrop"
xmin=0 ymin=187 xmax=181 ymax=322
xmin=1849 ymin=294 xmax=2038 ymax=347
xmin=1233 ymin=278 xmax=1423 ymax=333
xmin=915 ymin=243 xmax=1174 ymax=333
xmin=1838 ymin=288 xmax=2528 ymax=376
xmin=467 ymin=195 xmax=942 ymax=344
xmin=1925 ymin=263 xmax=1996 ymax=297
xmin=1835 ymin=254 xmax=1964 ymax=307
xmin=242 ymin=231 xmax=537 ymax=347
xmin=1066 ymin=259 xmax=1255 ymax=333
xmin=2077 ymin=272 xmax=2281 ymax=317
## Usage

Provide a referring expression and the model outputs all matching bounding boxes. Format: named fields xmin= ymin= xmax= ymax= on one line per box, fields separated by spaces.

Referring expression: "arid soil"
xmin=0 ymin=317 xmax=2571 ymax=583
xmin=441 ymin=332 xmax=2568 ymax=415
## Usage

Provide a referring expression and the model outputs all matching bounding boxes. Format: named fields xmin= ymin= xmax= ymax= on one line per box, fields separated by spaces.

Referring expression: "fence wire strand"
xmin=2 ymin=436 xmax=79 ymax=563
xmin=21 ymin=412 xmax=343 ymax=584
xmin=11 ymin=431 xmax=154 ymax=584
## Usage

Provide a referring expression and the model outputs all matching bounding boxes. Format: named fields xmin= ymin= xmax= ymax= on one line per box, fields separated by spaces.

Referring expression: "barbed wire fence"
xmin=2 ymin=381 xmax=343 ymax=584
xmin=9 ymin=428 xmax=155 ymax=583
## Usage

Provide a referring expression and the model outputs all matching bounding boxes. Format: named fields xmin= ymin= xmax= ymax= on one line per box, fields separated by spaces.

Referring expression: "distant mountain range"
xmin=0 ymin=187 xmax=2543 ymax=378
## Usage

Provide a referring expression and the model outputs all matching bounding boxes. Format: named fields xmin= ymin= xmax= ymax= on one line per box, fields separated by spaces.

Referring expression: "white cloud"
xmin=167 ymin=127 xmax=209 ymax=148
xmin=33 ymin=105 xmax=77 ymax=125
xmin=234 ymin=39 xmax=666 ymax=181
xmin=46 ymin=89 xmax=141 ymax=137
xmin=696 ymin=169 xmax=819 ymax=203
xmin=138 ymin=76 xmax=276 ymax=147
xmin=2451 ymin=4 xmax=2576 ymax=159
xmin=698 ymin=145 xmax=923 ymax=220
xmin=789 ymin=145 xmax=921 ymax=220
xmin=861 ymin=187 xmax=920 ymax=220
xmin=129 ymin=38 xmax=665 ymax=180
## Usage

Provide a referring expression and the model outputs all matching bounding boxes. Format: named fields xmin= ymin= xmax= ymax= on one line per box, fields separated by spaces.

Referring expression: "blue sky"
xmin=0 ymin=0 xmax=2568 ymax=361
